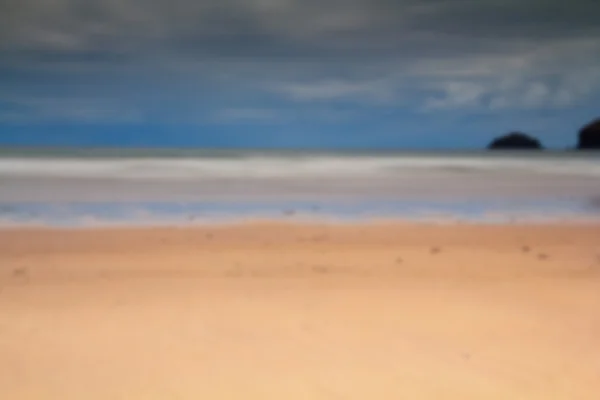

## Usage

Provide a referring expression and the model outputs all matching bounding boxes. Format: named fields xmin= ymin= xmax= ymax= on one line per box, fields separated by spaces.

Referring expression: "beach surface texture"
xmin=1 ymin=222 xmax=599 ymax=399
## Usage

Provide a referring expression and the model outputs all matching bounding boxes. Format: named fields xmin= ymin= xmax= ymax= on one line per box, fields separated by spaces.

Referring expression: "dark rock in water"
xmin=487 ymin=132 xmax=543 ymax=150
xmin=577 ymin=118 xmax=600 ymax=150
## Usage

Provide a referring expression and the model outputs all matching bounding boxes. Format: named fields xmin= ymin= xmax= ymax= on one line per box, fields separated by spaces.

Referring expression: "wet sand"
xmin=1 ymin=222 xmax=600 ymax=399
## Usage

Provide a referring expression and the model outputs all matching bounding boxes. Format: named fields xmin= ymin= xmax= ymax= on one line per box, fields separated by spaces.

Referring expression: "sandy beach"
xmin=1 ymin=222 xmax=599 ymax=399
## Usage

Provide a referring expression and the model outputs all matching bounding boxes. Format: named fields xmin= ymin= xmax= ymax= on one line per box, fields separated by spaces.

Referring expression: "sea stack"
xmin=577 ymin=118 xmax=600 ymax=150
xmin=487 ymin=132 xmax=543 ymax=150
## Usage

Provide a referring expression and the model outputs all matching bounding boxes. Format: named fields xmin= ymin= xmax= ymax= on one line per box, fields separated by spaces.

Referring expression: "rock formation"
xmin=487 ymin=132 xmax=543 ymax=150
xmin=577 ymin=119 xmax=600 ymax=150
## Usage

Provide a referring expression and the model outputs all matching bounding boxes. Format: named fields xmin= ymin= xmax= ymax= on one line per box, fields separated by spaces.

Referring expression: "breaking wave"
xmin=0 ymin=152 xmax=599 ymax=180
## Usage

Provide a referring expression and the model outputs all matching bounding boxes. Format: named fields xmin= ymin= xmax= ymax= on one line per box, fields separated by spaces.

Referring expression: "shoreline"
xmin=2 ymin=195 xmax=598 ymax=228
xmin=1 ymin=212 xmax=600 ymax=230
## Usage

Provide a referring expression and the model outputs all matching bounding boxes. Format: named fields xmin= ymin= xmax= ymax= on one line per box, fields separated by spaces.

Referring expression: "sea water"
xmin=0 ymin=148 xmax=599 ymax=226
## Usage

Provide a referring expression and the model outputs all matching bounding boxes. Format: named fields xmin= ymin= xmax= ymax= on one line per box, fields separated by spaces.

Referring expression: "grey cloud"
xmin=1 ymin=0 xmax=600 ymax=114
xmin=420 ymin=63 xmax=600 ymax=112
xmin=406 ymin=0 xmax=600 ymax=39
xmin=3 ymin=0 xmax=599 ymax=59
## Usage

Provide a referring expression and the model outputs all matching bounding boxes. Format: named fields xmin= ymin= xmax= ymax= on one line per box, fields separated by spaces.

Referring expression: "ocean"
xmin=0 ymin=148 xmax=599 ymax=226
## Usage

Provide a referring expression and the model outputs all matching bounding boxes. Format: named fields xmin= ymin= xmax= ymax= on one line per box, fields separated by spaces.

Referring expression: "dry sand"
xmin=1 ymin=222 xmax=600 ymax=399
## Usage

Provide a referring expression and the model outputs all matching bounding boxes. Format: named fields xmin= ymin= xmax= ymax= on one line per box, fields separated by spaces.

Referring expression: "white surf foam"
xmin=0 ymin=152 xmax=599 ymax=203
xmin=0 ymin=154 xmax=599 ymax=180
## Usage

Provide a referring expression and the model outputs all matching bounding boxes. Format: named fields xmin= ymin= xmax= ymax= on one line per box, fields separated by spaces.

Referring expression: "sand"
xmin=1 ymin=222 xmax=600 ymax=399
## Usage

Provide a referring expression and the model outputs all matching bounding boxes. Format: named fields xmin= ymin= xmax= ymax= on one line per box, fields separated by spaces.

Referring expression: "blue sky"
xmin=1 ymin=0 xmax=600 ymax=149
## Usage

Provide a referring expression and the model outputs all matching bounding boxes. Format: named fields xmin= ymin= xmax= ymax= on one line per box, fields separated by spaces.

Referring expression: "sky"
xmin=1 ymin=0 xmax=599 ymax=149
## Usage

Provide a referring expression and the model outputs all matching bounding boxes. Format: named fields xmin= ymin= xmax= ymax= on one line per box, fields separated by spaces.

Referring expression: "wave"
xmin=1 ymin=154 xmax=599 ymax=180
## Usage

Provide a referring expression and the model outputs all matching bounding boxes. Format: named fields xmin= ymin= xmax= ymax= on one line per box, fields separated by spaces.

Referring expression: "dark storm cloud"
xmin=1 ymin=0 xmax=599 ymax=120
xmin=406 ymin=0 xmax=600 ymax=39
xmin=2 ymin=0 xmax=599 ymax=61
